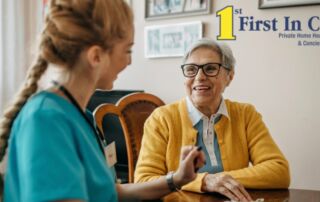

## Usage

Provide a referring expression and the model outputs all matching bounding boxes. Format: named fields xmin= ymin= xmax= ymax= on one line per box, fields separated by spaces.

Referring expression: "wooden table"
xmin=155 ymin=189 xmax=320 ymax=202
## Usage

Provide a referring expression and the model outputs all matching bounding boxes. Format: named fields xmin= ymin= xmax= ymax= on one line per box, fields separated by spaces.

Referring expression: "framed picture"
xmin=259 ymin=0 xmax=320 ymax=9
xmin=145 ymin=0 xmax=211 ymax=20
xmin=145 ymin=21 xmax=202 ymax=58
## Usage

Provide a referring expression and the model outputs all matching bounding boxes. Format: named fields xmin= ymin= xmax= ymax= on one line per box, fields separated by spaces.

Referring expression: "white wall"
xmin=0 ymin=0 xmax=41 ymax=113
xmin=114 ymin=1 xmax=320 ymax=190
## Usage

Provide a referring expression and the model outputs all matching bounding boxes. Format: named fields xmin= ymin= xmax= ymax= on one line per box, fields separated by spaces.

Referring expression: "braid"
xmin=0 ymin=57 xmax=48 ymax=195
xmin=0 ymin=57 xmax=48 ymax=158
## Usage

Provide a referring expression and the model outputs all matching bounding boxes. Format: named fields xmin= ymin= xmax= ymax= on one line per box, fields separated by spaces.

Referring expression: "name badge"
xmin=104 ymin=141 xmax=117 ymax=167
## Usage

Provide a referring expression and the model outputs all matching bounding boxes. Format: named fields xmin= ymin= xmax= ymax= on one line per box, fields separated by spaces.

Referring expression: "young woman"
xmin=0 ymin=0 xmax=204 ymax=201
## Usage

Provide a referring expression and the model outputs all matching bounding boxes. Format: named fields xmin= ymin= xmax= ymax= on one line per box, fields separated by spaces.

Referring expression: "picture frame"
xmin=259 ymin=0 xmax=320 ymax=9
xmin=145 ymin=0 xmax=211 ymax=20
xmin=145 ymin=21 xmax=202 ymax=58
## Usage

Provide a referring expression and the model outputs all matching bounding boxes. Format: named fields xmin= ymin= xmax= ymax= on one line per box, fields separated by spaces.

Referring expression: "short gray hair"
xmin=182 ymin=38 xmax=236 ymax=70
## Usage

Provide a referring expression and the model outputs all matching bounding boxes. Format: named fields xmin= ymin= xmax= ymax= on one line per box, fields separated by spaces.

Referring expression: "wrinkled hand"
xmin=174 ymin=146 xmax=206 ymax=187
xmin=202 ymin=173 xmax=252 ymax=202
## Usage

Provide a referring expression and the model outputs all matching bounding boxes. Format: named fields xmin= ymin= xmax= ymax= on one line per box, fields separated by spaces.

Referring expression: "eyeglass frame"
xmin=180 ymin=62 xmax=230 ymax=78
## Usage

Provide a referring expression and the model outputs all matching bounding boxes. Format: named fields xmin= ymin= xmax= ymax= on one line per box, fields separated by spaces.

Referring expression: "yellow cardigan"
xmin=134 ymin=98 xmax=290 ymax=193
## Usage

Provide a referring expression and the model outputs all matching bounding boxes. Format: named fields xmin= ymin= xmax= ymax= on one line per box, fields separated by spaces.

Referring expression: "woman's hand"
xmin=202 ymin=173 xmax=252 ymax=202
xmin=117 ymin=146 xmax=205 ymax=200
xmin=173 ymin=146 xmax=206 ymax=187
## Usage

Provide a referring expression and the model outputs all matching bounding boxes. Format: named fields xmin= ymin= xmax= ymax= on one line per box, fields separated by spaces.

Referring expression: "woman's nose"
xmin=194 ymin=68 xmax=207 ymax=80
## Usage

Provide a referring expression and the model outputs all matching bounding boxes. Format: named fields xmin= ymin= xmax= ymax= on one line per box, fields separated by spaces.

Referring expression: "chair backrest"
xmin=94 ymin=92 xmax=165 ymax=183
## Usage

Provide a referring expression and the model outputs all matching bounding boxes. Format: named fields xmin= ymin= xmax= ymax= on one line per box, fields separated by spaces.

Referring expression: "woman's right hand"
xmin=173 ymin=146 xmax=206 ymax=187
xmin=202 ymin=173 xmax=253 ymax=202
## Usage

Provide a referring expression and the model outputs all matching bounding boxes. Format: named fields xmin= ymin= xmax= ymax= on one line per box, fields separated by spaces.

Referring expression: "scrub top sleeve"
xmin=18 ymin=109 xmax=88 ymax=202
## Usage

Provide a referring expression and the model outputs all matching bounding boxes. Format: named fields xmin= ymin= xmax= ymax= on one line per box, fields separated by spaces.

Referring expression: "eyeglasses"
xmin=181 ymin=63 xmax=225 ymax=78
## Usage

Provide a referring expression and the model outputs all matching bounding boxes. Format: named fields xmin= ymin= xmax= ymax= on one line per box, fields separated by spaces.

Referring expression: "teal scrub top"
xmin=4 ymin=91 xmax=117 ymax=202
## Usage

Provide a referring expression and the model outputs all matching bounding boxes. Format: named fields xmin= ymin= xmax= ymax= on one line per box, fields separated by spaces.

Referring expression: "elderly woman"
xmin=135 ymin=38 xmax=290 ymax=202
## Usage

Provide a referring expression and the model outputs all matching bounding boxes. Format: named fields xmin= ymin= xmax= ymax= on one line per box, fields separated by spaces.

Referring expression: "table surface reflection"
xmin=140 ymin=189 xmax=320 ymax=202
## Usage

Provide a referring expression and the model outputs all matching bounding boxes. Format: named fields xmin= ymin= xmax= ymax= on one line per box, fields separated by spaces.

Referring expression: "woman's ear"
xmin=86 ymin=45 xmax=107 ymax=69
xmin=226 ymin=69 xmax=234 ymax=86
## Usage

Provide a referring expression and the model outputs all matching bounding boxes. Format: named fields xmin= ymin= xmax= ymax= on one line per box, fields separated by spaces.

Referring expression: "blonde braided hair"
xmin=0 ymin=0 xmax=133 ymax=196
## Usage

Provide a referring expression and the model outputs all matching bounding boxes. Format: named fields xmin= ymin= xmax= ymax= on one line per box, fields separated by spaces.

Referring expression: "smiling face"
xmin=97 ymin=27 xmax=134 ymax=90
xmin=184 ymin=47 xmax=234 ymax=115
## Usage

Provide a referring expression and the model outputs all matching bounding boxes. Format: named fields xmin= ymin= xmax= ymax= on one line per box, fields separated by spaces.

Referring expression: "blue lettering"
xmin=239 ymin=16 xmax=278 ymax=31
xmin=239 ymin=16 xmax=249 ymax=31
xmin=308 ymin=16 xmax=320 ymax=31
xmin=284 ymin=16 xmax=301 ymax=31
xmin=284 ymin=16 xmax=290 ymax=31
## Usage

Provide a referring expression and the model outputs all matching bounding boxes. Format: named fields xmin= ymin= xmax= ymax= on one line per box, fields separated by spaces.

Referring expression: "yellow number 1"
xmin=217 ymin=6 xmax=236 ymax=40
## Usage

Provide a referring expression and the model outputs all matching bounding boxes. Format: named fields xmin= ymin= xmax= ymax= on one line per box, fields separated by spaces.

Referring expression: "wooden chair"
xmin=94 ymin=92 xmax=165 ymax=183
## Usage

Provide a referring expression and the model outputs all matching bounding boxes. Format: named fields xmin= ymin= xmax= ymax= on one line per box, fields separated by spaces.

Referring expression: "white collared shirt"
xmin=186 ymin=96 xmax=229 ymax=166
